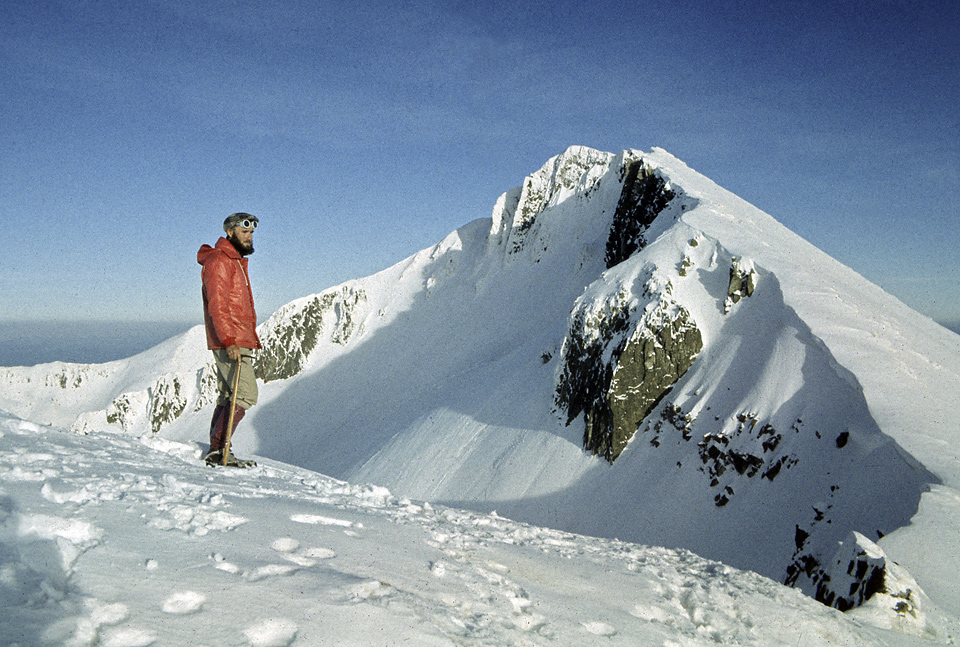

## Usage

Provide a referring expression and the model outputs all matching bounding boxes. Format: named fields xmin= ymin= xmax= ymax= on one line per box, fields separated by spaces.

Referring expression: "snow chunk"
xmin=242 ymin=618 xmax=299 ymax=647
xmin=271 ymin=537 xmax=301 ymax=553
xmin=290 ymin=513 xmax=354 ymax=527
xmin=161 ymin=590 xmax=206 ymax=615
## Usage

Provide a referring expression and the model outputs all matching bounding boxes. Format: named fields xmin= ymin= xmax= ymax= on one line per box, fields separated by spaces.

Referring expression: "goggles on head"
xmin=223 ymin=213 xmax=259 ymax=232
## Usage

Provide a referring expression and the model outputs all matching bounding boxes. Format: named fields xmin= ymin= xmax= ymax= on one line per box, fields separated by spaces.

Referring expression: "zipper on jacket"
xmin=237 ymin=259 xmax=249 ymax=287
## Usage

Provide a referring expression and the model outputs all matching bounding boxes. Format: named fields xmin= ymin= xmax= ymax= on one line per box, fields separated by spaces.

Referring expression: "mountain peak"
xmin=3 ymin=146 xmax=958 ymax=631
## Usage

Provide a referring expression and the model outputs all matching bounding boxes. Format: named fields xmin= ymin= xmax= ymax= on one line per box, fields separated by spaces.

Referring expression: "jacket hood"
xmin=197 ymin=237 xmax=241 ymax=265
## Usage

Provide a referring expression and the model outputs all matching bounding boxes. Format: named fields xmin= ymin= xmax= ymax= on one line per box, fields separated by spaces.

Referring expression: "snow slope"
xmin=2 ymin=410 xmax=955 ymax=646
xmin=2 ymin=146 xmax=959 ymax=636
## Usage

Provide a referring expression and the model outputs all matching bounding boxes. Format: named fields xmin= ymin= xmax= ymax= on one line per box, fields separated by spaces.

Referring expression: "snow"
xmin=3 ymin=145 xmax=960 ymax=645
xmin=2 ymin=411 xmax=953 ymax=646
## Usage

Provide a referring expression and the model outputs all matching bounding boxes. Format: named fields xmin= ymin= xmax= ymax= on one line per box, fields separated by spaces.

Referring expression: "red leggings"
xmin=209 ymin=404 xmax=246 ymax=451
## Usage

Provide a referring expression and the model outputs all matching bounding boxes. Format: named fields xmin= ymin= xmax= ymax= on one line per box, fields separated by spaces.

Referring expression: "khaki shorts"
xmin=212 ymin=349 xmax=259 ymax=410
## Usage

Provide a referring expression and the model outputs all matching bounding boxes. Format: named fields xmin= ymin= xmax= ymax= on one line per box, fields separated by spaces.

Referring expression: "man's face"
xmin=228 ymin=225 xmax=255 ymax=255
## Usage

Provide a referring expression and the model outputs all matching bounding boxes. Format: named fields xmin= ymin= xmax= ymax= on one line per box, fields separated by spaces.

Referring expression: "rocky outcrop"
xmin=605 ymin=156 xmax=677 ymax=268
xmin=72 ymin=364 xmax=217 ymax=436
xmin=556 ymin=286 xmax=635 ymax=460
xmin=605 ymin=302 xmax=702 ymax=461
xmin=490 ymin=146 xmax=612 ymax=256
xmin=73 ymin=286 xmax=368 ymax=436
xmin=804 ymin=532 xmax=926 ymax=632
xmin=554 ymin=152 xmax=693 ymax=462
xmin=724 ymin=256 xmax=757 ymax=313
xmin=783 ymin=483 xmax=931 ymax=630
xmin=556 ymin=279 xmax=703 ymax=463
xmin=256 ymin=286 xmax=366 ymax=383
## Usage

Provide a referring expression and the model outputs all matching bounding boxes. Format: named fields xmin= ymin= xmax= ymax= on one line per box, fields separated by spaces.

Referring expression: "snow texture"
xmin=1 ymin=413 xmax=955 ymax=646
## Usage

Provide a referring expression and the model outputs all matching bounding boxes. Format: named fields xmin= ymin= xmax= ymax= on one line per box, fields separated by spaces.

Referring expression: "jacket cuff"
xmin=221 ymin=337 xmax=237 ymax=349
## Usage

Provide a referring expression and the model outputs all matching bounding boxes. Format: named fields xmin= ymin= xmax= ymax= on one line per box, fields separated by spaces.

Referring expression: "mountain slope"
xmin=6 ymin=410 xmax=951 ymax=646
xmin=2 ymin=146 xmax=958 ymax=627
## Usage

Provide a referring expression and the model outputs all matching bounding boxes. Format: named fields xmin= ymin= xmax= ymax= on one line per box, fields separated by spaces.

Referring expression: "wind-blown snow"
xmin=2 ymin=411 xmax=954 ymax=646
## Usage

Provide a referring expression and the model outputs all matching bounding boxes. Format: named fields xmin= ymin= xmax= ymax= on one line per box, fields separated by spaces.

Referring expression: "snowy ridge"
xmin=2 ymin=146 xmax=960 ymax=639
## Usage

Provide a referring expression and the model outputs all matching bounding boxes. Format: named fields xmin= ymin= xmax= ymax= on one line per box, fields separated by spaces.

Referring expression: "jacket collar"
xmin=215 ymin=236 xmax=242 ymax=259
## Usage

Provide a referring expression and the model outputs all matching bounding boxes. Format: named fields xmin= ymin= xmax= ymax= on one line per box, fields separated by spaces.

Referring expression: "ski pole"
xmin=221 ymin=354 xmax=242 ymax=466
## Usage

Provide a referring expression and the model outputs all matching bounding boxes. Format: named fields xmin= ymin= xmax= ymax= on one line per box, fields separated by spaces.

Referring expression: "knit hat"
xmin=223 ymin=212 xmax=259 ymax=232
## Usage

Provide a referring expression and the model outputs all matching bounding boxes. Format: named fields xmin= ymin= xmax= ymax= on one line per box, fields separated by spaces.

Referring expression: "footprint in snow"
xmin=271 ymin=537 xmax=301 ymax=553
xmin=513 ymin=613 xmax=548 ymax=632
xmin=90 ymin=601 xmax=129 ymax=626
xmin=148 ymin=505 xmax=247 ymax=535
xmin=242 ymin=618 xmax=298 ymax=647
xmin=582 ymin=621 xmax=617 ymax=636
xmin=347 ymin=580 xmax=393 ymax=601
xmin=210 ymin=552 xmax=242 ymax=574
xmin=162 ymin=590 xmax=206 ymax=615
xmin=99 ymin=627 xmax=158 ymax=647
xmin=302 ymin=546 xmax=336 ymax=560
xmin=290 ymin=513 xmax=359 ymax=530
xmin=631 ymin=603 xmax=673 ymax=623
xmin=271 ymin=537 xmax=335 ymax=566
xmin=245 ymin=564 xmax=299 ymax=582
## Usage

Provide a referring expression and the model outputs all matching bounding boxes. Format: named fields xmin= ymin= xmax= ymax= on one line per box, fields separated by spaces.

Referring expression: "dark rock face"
xmin=556 ymin=289 xmax=703 ymax=463
xmin=804 ymin=531 xmax=923 ymax=619
xmin=605 ymin=158 xmax=676 ymax=269
xmin=605 ymin=307 xmax=703 ymax=461
xmin=786 ymin=519 xmax=903 ymax=613
xmin=556 ymin=154 xmax=696 ymax=463
xmin=724 ymin=257 xmax=757 ymax=313
xmin=555 ymin=290 xmax=635 ymax=461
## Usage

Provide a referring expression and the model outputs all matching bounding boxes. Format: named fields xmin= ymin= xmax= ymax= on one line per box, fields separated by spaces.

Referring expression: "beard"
xmin=228 ymin=233 xmax=255 ymax=256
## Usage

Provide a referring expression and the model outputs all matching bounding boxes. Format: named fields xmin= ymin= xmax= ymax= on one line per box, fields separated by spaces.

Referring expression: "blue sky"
xmin=2 ymin=0 xmax=958 ymax=329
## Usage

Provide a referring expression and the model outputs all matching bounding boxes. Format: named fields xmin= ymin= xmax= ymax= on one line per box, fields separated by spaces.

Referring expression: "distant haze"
xmin=0 ymin=320 xmax=195 ymax=367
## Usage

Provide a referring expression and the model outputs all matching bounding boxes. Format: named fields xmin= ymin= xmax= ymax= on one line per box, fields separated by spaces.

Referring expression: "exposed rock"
xmin=556 ymin=284 xmax=702 ymax=463
xmin=67 ymin=286 xmax=367 ymax=437
xmin=555 ymin=288 xmax=635 ymax=458
xmin=553 ymin=152 xmax=691 ymax=462
xmin=492 ymin=146 xmax=613 ymax=256
xmin=256 ymin=286 xmax=366 ymax=383
xmin=605 ymin=303 xmax=702 ymax=461
xmin=697 ymin=414 xmax=801 ymax=498
xmin=605 ymin=156 xmax=677 ymax=268
xmin=810 ymin=532 xmax=927 ymax=632
xmin=644 ymin=403 xmax=696 ymax=447
xmin=724 ymin=257 xmax=757 ymax=313
xmin=147 ymin=374 xmax=187 ymax=434
xmin=106 ymin=392 xmax=141 ymax=431
xmin=194 ymin=363 xmax=219 ymax=412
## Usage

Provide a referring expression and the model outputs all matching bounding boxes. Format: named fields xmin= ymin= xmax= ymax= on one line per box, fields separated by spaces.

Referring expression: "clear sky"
xmin=2 ymin=0 xmax=958 ymax=329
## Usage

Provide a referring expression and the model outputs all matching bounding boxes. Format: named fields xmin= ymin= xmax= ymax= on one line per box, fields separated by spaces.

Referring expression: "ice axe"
xmin=221 ymin=354 xmax=242 ymax=466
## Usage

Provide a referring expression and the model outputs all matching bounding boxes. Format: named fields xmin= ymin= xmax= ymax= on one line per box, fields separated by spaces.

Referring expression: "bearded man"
xmin=197 ymin=213 xmax=262 ymax=467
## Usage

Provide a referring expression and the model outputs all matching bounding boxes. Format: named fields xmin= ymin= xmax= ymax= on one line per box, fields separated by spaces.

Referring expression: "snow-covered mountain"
xmin=3 ymin=146 xmax=959 ymax=637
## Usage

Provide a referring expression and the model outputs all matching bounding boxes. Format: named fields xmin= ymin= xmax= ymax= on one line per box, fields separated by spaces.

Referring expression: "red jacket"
xmin=198 ymin=237 xmax=262 ymax=350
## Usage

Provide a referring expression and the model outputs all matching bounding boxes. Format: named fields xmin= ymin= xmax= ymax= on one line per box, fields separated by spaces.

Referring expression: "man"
xmin=197 ymin=213 xmax=262 ymax=467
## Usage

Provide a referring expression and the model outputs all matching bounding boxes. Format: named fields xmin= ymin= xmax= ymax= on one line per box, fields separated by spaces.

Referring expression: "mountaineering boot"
xmin=203 ymin=448 xmax=257 ymax=468
xmin=205 ymin=404 xmax=256 ymax=467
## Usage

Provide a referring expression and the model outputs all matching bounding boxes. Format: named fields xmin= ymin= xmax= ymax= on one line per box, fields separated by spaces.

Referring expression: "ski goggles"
xmin=224 ymin=214 xmax=259 ymax=230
